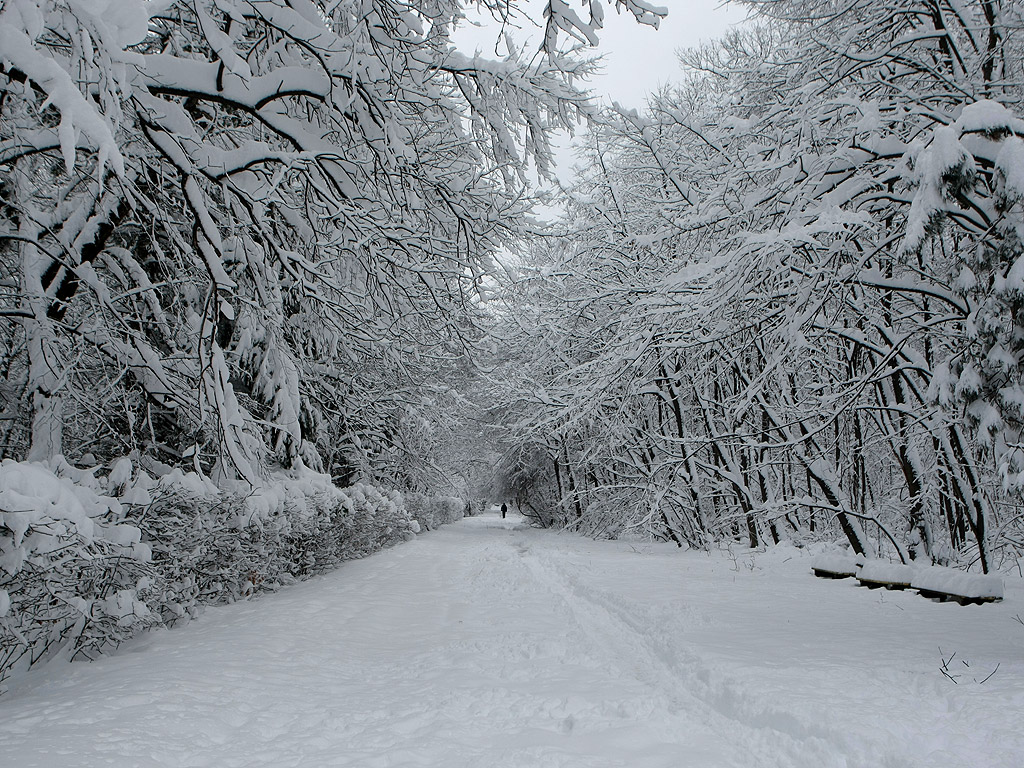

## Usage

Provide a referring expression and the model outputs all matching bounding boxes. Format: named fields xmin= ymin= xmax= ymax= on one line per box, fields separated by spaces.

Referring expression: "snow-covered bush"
xmin=441 ymin=497 xmax=468 ymax=525
xmin=133 ymin=472 xmax=417 ymax=620
xmin=1 ymin=458 xmax=424 ymax=688
xmin=402 ymin=493 xmax=466 ymax=532
xmin=131 ymin=470 xmax=244 ymax=622
xmin=0 ymin=459 xmax=156 ymax=684
xmin=282 ymin=483 xmax=414 ymax=576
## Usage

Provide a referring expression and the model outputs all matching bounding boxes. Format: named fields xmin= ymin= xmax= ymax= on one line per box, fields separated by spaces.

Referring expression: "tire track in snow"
xmin=515 ymin=539 xmax=908 ymax=768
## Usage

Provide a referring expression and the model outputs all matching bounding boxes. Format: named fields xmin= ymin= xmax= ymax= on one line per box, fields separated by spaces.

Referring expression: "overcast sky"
xmin=452 ymin=1 xmax=748 ymax=184
xmin=453 ymin=1 xmax=748 ymax=109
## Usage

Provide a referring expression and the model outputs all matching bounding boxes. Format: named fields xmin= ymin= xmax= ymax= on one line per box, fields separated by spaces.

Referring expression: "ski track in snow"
xmin=1 ymin=513 xmax=1023 ymax=767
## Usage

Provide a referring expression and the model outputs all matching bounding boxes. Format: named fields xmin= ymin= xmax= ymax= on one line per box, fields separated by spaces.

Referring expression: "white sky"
xmin=452 ymin=1 xmax=748 ymax=184
xmin=453 ymin=1 xmax=748 ymax=109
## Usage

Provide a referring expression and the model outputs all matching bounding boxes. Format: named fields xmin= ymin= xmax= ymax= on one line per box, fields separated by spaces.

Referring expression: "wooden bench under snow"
xmin=810 ymin=554 xmax=862 ymax=579
xmin=812 ymin=556 xmax=1003 ymax=604
xmin=911 ymin=565 xmax=1003 ymax=605
xmin=855 ymin=561 xmax=916 ymax=590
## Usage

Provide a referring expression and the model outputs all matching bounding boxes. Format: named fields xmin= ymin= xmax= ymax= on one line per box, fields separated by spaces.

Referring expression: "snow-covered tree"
xmin=2 ymin=0 xmax=663 ymax=486
xmin=491 ymin=0 xmax=1024 ymax=571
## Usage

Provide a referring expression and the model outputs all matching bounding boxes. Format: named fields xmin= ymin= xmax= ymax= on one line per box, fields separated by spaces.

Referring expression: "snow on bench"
xmin=911 ymin=566 xmax=1003 ymax=605
xmin=856 ymin=561 xmax=915 ymax=590
xmin=810 ymin=554 xmax=862 ymax=579
xmin=811 ymin=556 xmax=1004 ymax=605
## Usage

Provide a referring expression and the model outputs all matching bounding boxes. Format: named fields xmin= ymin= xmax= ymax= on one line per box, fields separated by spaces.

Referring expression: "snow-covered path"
xmin=2 ymin=513 xmax=1023 ymax=767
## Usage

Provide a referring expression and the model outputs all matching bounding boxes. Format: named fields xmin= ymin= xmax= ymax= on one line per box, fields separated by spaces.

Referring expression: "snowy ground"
xmin=2 ymin=512 xmax=1023 ymax=767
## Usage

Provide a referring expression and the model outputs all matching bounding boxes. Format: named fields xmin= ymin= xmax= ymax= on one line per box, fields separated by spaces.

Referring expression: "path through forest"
xmin=1 ymin=512 xmax=1022 ymax=767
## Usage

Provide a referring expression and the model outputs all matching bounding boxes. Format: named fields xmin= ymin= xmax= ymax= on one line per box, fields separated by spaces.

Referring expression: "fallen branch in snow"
xmin=939 ymin=648 xmax=961 ymax=684
xmin=938 ymin=648 xmax=1000 ymax=685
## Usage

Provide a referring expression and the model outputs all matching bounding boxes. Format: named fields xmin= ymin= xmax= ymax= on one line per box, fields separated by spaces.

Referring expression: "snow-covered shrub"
xmin=1 ymin=457 xmax=421 ymax=688
xmin=336 ymin=485 xmax=415 ymax=555
xmin=441 ymin=497 xmax=468 ymax=525
xmin=281 ymin=483 xmax=413 ymax=575
xmin=0 ymin=460 xmax=155 ymax=685
xmin=402 ymin=493 xmax=466 ymax=531
xmin=133 ymin=471 xmax=417 ymax=619
xmin=400 ymin=492 xmax=431 ymax=529
xmin=130 ymin=470 xmax=240 ymax=622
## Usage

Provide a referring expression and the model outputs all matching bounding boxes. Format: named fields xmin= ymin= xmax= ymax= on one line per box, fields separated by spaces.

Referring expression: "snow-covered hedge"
xmin=402 ymin=493 xmax=466 ymax=532
xmin=0 ymin=459 xmax=156 ymax=681
xmin=137 ymin=471 xmax=413 ymax=621
xmin=0 ymin=458 xmax=428 ymax=688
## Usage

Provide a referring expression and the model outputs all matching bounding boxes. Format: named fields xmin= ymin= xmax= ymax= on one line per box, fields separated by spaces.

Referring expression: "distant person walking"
xmin=500 ymin=503 xmax=507 ymax=519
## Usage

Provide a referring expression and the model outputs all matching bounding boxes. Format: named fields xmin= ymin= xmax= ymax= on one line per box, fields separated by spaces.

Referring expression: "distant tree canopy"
xmin=490 ymin=0 xmax=1024 ymax=571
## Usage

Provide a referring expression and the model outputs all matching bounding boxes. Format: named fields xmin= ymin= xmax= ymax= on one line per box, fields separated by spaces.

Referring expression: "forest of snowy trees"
xmin=490 ymin=0 xmax=1024 ymax=577
xmin=0 ymin=0 xmax=603 ymax=487
xmin=2 ymin=0 xmax=1023 ymax=683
